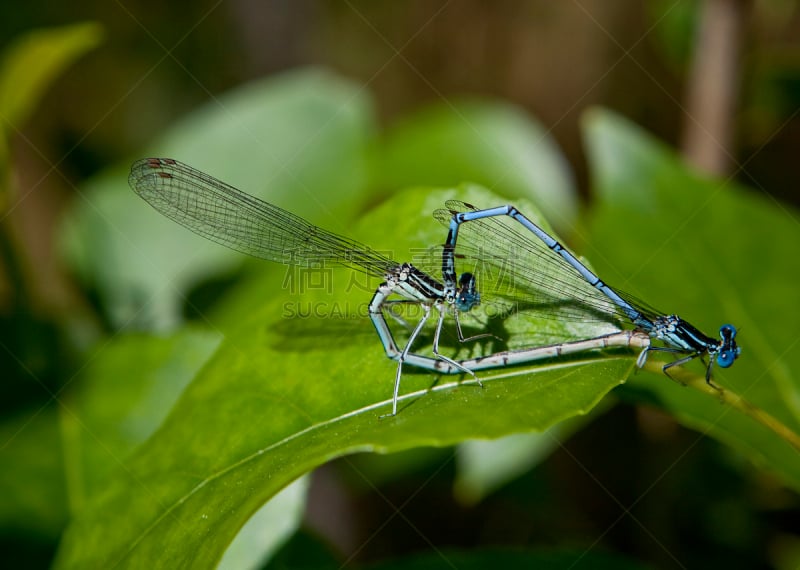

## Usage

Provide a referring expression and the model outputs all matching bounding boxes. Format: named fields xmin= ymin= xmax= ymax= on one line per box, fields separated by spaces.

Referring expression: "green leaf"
xmin=54 ymin=185 xmax=642 ymax=569
xmin=0 ymin=22 xmax=102 ymax=133
xmin=583 ymin=108 xmax=800 ymax=489
xmin=63 ymin=329 xmax=222 ymax=509
xmin=379 ymin=100 xmax=577 ymax=230
xmin=59 ymin=69 xmax=376 ymax=329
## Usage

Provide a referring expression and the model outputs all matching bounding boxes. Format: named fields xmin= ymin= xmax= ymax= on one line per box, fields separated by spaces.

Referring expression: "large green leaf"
xmin=583 ymin=108 xmax=800 ymax=489
xmin=54 ymin=185 xmax=642 ymax=568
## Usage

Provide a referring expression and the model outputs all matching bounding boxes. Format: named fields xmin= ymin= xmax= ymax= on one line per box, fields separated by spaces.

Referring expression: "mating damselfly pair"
xmin=129 ymin=158 xmax=740 ymax=416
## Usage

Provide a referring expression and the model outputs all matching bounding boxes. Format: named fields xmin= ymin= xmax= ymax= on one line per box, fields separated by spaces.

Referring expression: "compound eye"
xmin=458 ymin=272 xmax=476 ymax=290
xmin=455 ymin=291 xmax=480 ymax=312
xmin=719 ymin=324 xmax=737 ymax=340
xmin=717 ymin=350 xmax=736 ymax=368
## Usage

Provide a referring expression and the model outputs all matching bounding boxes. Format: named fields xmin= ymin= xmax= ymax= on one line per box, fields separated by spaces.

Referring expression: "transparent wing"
xmin=433 ymin=200 xmax=663 ymax=328
xmin=129 ymin=158 xmax=397 ymax=276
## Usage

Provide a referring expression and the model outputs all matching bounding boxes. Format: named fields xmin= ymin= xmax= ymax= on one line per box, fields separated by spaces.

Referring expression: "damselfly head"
xmin=716 ymin=324 xmax=741 ymax=368
xmin=455 ymin=272 xmax=480 ymax=312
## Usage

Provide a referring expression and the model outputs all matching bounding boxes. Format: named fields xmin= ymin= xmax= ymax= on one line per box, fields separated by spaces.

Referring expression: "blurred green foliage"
xmin=1 ymin=8 xmax=800 ymax=570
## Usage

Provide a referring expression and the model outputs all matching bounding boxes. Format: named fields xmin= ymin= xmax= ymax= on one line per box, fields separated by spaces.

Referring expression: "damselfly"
xmin=129 ymin=159 xmax=650 ymax=415
xmin=435 ymin=201 xmax=741 ymax=387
